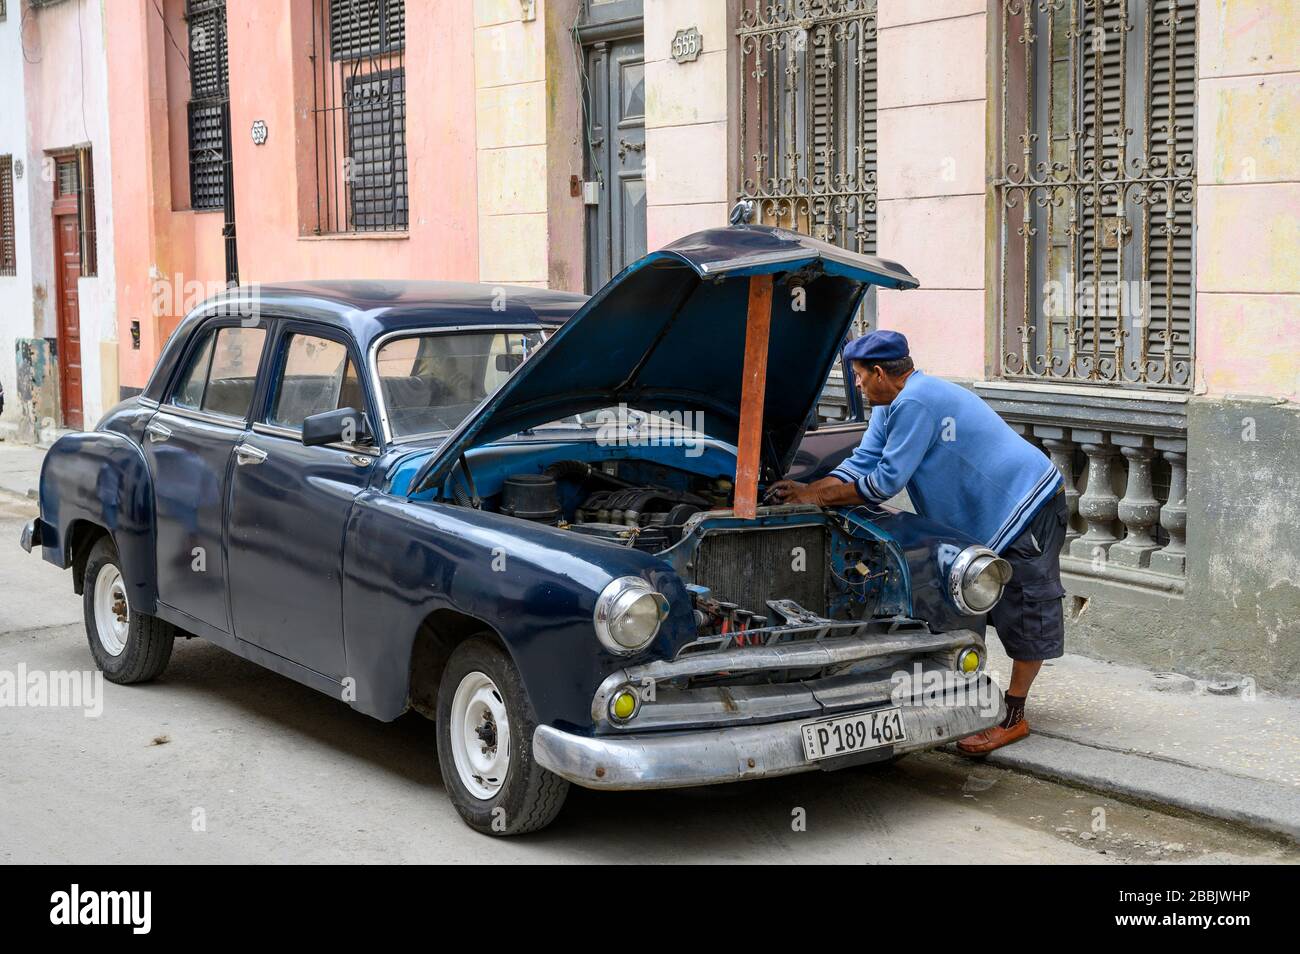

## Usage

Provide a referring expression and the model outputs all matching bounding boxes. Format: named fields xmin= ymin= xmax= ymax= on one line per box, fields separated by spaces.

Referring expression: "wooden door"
xmin=54 ymin=211 xmax=83 ymax=429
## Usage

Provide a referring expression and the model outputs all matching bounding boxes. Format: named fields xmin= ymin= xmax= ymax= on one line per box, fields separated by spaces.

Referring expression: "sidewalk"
xmin=0 ymin=439 xmax=45 ymax=500
xmin=2 ymin=439 xmax=1297 ymax=841
xmin=974 ymin=640 xmax=1300 ymax=842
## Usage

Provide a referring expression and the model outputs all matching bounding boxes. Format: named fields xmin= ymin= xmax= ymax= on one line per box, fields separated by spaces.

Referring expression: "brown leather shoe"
xmin=956 ymin=719 xmax=1030 ymax=756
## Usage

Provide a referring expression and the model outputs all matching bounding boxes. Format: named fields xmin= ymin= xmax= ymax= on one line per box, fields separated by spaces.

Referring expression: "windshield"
xmin=376 ymin=330 xmax=545 ymax=437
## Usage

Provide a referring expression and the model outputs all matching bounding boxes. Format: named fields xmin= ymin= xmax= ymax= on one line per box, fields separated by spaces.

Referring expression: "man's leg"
xmin=998 ymin=657 xmax=1044 ymax=728
xmin=1008 ymin=659 xmax=1043 ymax=697
xmin=958 ymin=495 xmax=1068 ymax=755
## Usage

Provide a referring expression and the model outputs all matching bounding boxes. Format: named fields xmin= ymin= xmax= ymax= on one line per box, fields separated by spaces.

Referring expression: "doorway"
xmin=52 ymin=156 xmax=83 ymax=430
xmin=581 ymin=11 xmax=646 ymax=292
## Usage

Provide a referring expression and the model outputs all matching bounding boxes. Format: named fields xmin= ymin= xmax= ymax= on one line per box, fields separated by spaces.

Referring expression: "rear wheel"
xmin=435 ymin=636 xmax=569 ymax=835
xmin=82 ymin=537 xmax=176 ymax=684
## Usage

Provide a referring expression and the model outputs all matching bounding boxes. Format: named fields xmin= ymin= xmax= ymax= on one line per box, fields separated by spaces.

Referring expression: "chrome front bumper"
xmin=533 ymin=673 xmax=1003 ymax=791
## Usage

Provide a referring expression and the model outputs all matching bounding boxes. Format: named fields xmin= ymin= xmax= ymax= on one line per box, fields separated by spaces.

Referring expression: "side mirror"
xmin=495 ymin=353 xmax=524 ymax=373
xmin=302 ymin=407 xmax=372 ymax=447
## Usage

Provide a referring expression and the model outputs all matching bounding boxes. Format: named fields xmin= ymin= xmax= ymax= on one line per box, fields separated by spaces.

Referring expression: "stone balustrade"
xmin=1006 ymin=420 xmax=1188 ymax=591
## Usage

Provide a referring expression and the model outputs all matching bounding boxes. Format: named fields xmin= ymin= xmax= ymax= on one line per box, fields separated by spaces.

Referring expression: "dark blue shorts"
xmin=989 ymin=491 xmax=1069 ymax=661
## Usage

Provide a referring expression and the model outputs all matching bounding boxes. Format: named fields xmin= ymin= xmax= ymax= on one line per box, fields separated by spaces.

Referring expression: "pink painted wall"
xmin=106 ymin=0 xmax=480 ymax=390
xmin=873 ymin=2 xmax=989 ymax=381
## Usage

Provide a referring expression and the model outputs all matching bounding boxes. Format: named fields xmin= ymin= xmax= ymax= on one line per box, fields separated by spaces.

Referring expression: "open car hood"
xmin=415 ymin=225 xmax=918 ymax=492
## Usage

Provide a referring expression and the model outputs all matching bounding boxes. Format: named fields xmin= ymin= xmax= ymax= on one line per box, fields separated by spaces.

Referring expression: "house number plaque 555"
xmin=671 ymin=26 xmax=702 ymax=64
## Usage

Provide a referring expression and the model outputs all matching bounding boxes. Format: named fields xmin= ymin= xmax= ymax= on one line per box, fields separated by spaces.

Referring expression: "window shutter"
xmin=0 ymin=155 xmax=15 ymax=277
xmin=330 ymin=0 xmax=403 ymax=60
xmin=1146 ymin=0 xmax=1196 ymax=364
xmin=187 ymin=0 xmax=229 ymax=99
xmin=344 ymin=69 xmax=408 ymax=230
xmin=1075 ymin=0 xmax=1126 ymax=367
xmin=188 ymin=102 xmax=227 ymax=211
xmin=1076 ymin=0 xmax=1195 ymax=374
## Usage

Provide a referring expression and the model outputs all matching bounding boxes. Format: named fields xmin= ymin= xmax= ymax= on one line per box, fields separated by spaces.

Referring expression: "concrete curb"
xmin=960 ymin=733 xmax=1300 ymax=843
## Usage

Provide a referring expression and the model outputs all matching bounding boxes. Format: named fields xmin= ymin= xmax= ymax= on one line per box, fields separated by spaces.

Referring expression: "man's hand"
xmin=766 ymin=479 xmax=819 ymax=505
xmin=766 ymin=477 xmax=868 ymax=508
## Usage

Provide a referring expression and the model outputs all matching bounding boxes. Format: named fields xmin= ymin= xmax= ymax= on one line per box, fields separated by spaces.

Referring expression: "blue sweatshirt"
xmin=830 ymin=371 xmax=1062 ymax=552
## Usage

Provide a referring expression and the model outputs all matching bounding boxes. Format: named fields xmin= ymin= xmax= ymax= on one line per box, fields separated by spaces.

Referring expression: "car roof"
xmin=143 ymin=280 xmax=590 ymax=402
xmin=215 ymin=280 xmax=588 ymax=329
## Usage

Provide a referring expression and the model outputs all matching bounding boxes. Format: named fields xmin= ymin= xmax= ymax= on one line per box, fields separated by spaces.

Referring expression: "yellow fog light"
xmin=957 ymin=647 xmax=983 ymax=674
xmin=610 ymin=688 xmax=639 ymax=722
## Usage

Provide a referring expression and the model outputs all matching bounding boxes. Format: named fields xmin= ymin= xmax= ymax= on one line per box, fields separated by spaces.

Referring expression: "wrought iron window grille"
xmin=994 ymin=0 xmax=1197 ymax=390
xmin=310 ymin=0 xmax=408 ymax=234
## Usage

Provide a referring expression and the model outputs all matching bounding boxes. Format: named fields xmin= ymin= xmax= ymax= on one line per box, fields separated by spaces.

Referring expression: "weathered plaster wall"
xmin=0 ymin=9 xmax=35 ymax=434
xmin=1194 ymin=0 xmax=1300 ymax=403
xmin=643 ymin=0 xmax=730 ymax=249
xmin=543 ymin=0 xmax=586 ymax=293
xmin=12 ymin=0 xmax=119 ymax=430
xmin=107 ymin=0 xmax=481 ymax=391
xmin=1065 ymin=397 xmax=1300 ymax=693
xmin=874 ymin=0 xmax=988 ymax=379
xmin=474 ymin=0 xmax=549 ymax=286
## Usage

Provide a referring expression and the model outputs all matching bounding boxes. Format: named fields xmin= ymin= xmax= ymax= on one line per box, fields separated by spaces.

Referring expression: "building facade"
xmin=0 ymin=0 xmax=118 ymax=442
xmin=468 ymin=0 xmax=1300 ymax=691
xmin=7 ymin=0 xmax=1298 ymax=687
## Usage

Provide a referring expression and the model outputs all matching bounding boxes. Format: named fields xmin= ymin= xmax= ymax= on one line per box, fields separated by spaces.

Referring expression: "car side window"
xmin=178 ymin=326 xmax=267 ymax=419
xmin=269 ymin=333 xmax=359 ymax=430
xmin=172 ymin=332 xmax=216 ymax=411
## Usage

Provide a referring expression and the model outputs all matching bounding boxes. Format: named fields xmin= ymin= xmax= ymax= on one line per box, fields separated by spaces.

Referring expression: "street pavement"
xmin=1 ymin=443 xmax=1296 ymax=862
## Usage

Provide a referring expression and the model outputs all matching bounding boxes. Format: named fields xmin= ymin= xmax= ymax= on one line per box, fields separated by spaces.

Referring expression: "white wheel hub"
xmin=93 ymin=563 xmax=130 ymax=657
xmin=449 ymin=670 xmax=511 ymax=800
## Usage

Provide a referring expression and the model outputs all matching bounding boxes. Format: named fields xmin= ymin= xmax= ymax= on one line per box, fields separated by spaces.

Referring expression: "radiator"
xmin=692 ymin=523 xmax=828 ymax=617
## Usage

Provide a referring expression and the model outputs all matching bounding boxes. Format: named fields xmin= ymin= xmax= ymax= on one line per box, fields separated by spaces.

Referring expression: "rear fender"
xmin=38 ymin=431 xmax=158 ymax=613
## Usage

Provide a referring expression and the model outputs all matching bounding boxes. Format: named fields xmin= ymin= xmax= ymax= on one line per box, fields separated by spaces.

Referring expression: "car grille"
xmin=692 ymin=523 xmax=828 ymax=617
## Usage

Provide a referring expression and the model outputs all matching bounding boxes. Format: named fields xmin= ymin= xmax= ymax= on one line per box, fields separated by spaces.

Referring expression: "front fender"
xmin=856 ymin=507 xmax=989 ymax=633
xmin=38 ymin=430 xmax=158 ymax=613
xmin=341 ymin=492 xmax=694 ymax=728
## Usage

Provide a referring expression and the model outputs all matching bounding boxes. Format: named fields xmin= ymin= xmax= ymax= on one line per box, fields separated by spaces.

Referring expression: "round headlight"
xmin=594 ymin=576 xmax=669 ymax=654
xmin=949 ymin=547 xmax=1013 ymax=615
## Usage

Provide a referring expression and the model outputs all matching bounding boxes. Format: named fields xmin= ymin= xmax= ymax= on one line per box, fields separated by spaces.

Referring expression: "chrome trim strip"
xmin=250 ymin=422 xmax=301 ymax=440
xmin=157 ymin=403 xmax=249 ymax=429
xmin=591 ymin=627 xmax=984 ymax=727
xmin=535 ymin=675 xmax=1002 ymax=791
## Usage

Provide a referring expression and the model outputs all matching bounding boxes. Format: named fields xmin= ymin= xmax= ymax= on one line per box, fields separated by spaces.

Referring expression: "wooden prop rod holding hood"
xmin=734 ymin=273 xmax=774 ymax=520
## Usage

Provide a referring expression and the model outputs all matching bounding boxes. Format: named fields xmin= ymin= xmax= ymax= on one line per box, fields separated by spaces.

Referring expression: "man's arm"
xmin=849 ymin=399 xmax=938 ymax=505
xmin=769 ymin=409 xmax=887 ymax=506
xmin=771 ymin=400 xmax=937 ymax=507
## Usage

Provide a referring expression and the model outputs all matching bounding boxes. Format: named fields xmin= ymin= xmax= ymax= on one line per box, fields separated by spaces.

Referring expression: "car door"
xmin=144 ymin=321 xmax=269 ymax=634
xmin=225 ymin=323 xmax=378 ymax=680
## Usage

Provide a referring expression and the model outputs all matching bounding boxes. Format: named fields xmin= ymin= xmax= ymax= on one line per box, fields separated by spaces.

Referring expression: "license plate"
xmin=801 ymin=707 xmax=907 ymax=761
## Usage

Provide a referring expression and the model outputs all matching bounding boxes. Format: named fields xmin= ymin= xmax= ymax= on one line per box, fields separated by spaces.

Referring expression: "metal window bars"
xmin=0 ymin=155 xmax=15 ymax=276
xmin=310 ymin=0 xmax=408 ymax=234
xmin=994 ymin=0 xmax=1197 ymax=390
xmin=736 ymin=0 xmax=879 ymax=258
xmin=186 ymin=0 xmax=230 ymax=211
xmin=76 ymin=147 xmax=97 ymax=277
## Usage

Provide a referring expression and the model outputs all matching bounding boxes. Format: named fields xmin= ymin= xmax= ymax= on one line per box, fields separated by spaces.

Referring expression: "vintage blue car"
xmin=21 ymin=226 xmax=1009 ymax=835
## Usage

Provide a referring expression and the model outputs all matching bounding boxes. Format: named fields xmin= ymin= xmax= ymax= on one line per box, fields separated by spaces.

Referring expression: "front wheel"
xmin=82 ymin=537 xmax=176 ymax=684
xmin=435 ymin=636 xmax=569 ymax=835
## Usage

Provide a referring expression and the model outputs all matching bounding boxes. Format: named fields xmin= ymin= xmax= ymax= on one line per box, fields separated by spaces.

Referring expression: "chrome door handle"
xmin=234 ymin=443 xmax=268 ymax=466
xmin=145 ymin=422 xmax=172 ymax=443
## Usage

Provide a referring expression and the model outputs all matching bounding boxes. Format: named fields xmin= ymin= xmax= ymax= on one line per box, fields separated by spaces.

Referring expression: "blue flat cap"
xmin=844 ymin=329 xmax=909 ymax=363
